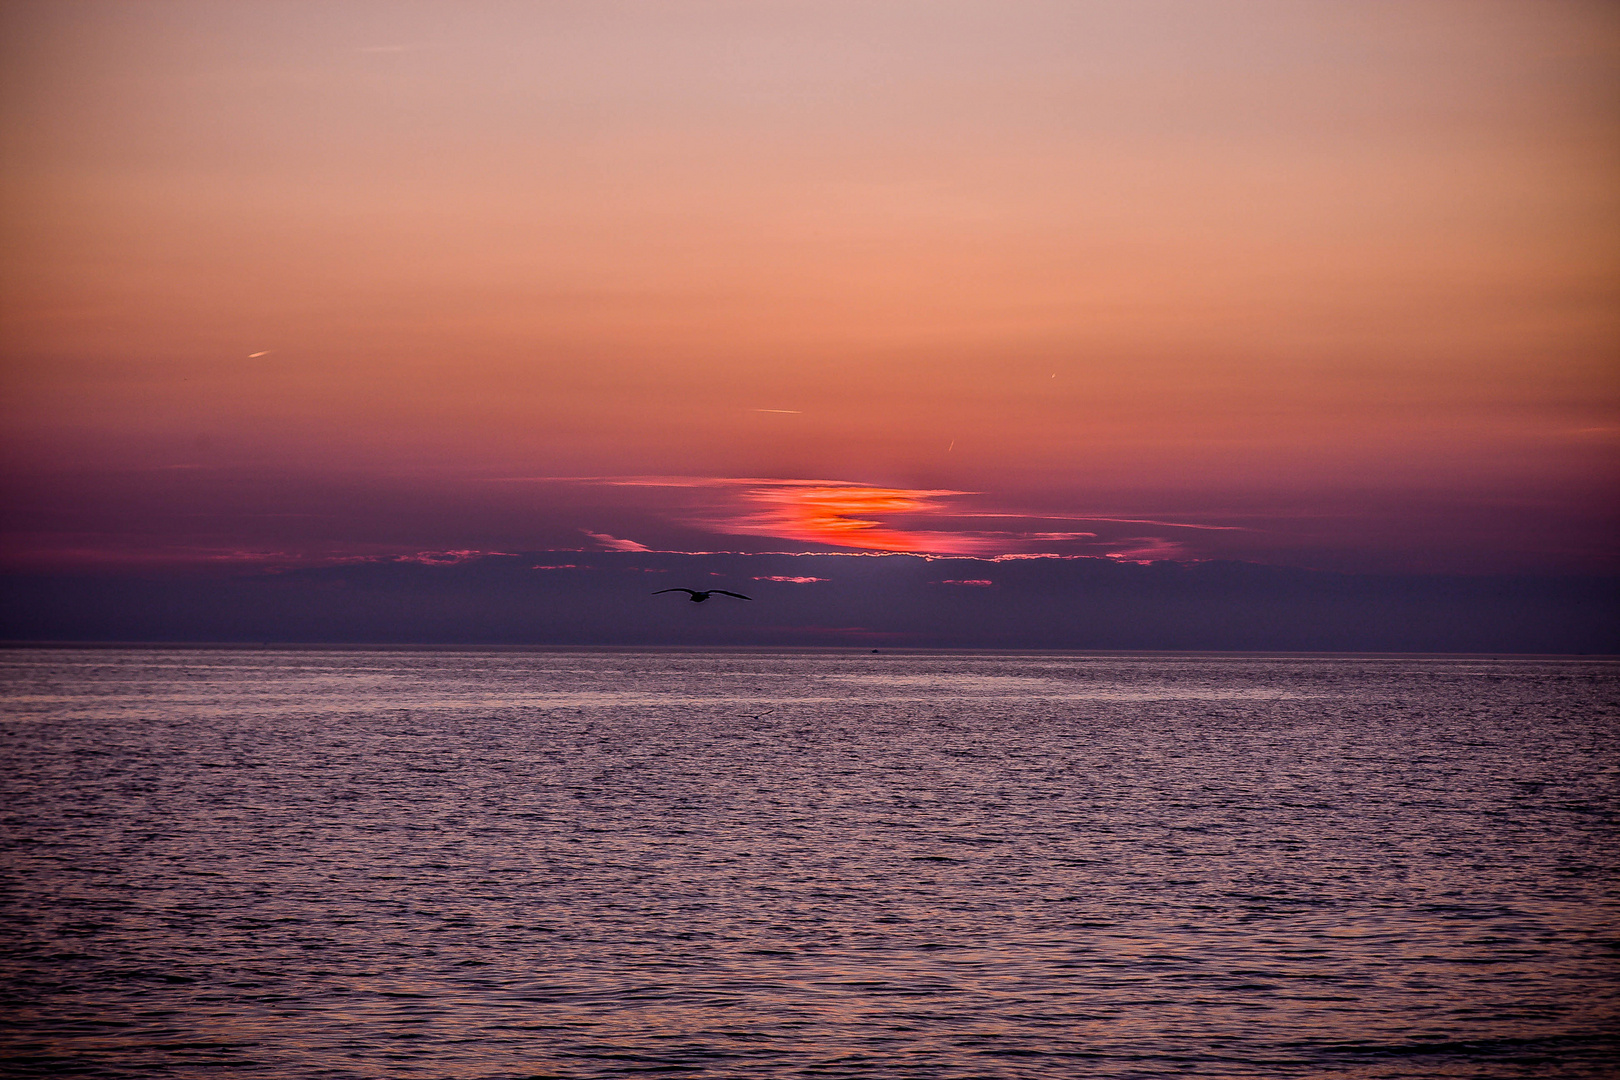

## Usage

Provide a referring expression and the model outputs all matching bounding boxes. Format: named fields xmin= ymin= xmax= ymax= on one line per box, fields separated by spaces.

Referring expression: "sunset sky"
xmin=3 ymin=0 xmax=1616 ymax=579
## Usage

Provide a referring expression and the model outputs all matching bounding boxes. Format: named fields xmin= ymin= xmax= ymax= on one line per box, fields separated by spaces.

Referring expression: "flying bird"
xmin=654 ymin=588 xmax=752 ymax=603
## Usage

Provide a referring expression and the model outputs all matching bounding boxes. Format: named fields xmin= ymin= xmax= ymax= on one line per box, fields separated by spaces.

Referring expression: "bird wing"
xmin=712 ymin=590 xmax=753 ymax=600
xmin=653 ymin=588 xmax=698 ymax=596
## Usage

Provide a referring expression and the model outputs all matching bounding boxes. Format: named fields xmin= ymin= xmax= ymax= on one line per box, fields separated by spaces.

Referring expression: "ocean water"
xmin=1 ymin=648 xmax=1616 ymax=1079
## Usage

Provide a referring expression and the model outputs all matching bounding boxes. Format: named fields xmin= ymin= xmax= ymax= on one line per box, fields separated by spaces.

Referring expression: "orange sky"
xmin=2 ymin=1 xmax=1616 ymax=572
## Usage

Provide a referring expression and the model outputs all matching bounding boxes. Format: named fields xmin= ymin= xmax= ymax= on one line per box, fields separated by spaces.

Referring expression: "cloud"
xmin=331 ymin=549 xmax=516 ymax=566
xmin=1103 ymin=537 xmax=1194 ymax=563
xmin=593 ymin=476 xmax=858 ymax=489
xmin=935 ymin=579 xmax=994 ymax=586
xmin=703 ymin=485 xmax=1121 ymax=556
xmin=752 ymin=575 xmax=829 ymax=583
xmin=407 ymin=550 xmax=512 ymax=564
xmin=719 ymin=483 xmax=977 ymax=553
xmin=581 ymin=530 xmax=650 ymax=552
xmin=502 ymin=476 xmax=1215 ymax=561
xmin=989 ymin=553 xmax=1095 ymax=562
xmin=955 ymin=512 xmax=1249 ymax=532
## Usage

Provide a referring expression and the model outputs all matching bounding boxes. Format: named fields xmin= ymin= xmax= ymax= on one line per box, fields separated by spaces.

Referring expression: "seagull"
xmin=654 ymin=588 xmax=752 ymax=603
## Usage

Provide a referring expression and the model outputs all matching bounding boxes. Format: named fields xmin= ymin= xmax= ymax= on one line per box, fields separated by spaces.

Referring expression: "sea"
xmin=1 ymin=647 xmax=1616 ymax=1079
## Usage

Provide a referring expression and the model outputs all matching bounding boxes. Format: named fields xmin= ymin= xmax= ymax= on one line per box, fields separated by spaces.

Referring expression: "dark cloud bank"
xmin=3 ymin=552 xmax=1614 ymax=653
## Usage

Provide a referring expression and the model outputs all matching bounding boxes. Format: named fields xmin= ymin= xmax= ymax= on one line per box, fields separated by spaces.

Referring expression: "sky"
xmin=2 ymin=0 xmax=1617 ymax=591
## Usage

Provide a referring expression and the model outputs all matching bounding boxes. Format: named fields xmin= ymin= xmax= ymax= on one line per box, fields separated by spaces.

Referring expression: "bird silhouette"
xmin=654 ymin=588 xmax=752 ymax=603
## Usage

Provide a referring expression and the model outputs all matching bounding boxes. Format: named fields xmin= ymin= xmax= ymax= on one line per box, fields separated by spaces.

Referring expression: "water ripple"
xmin=1 ymin=649 xmax=1616 ymax=1077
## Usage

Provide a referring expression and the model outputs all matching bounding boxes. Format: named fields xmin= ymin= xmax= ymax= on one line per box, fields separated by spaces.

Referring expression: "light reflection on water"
xmin=1 ymin=648 xmax=1617 ymax=1078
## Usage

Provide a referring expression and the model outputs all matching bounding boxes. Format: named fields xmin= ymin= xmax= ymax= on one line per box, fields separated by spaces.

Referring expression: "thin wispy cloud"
xmin=328 ymin=549 xmax=516 ymax=566
xmin=1104 ymin=537 xmax=1194 ymax=563
xmin=954 ymin=512 xmax=1250 ymax=532
xmin=580 ymin=529 xmax=650 ymax=552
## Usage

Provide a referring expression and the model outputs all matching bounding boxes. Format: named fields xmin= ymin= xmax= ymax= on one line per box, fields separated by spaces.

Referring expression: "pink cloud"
xmin=321 ymin=549 xmax=517 ymax=567
xmin=581 ymin=529 xmax=650 ymax=552
xmin=752 ymin=575 xmax=830 ymax=583
xmin=1103 ymin=537 xmax=1193 ymax=563
xmin=398 ymin=550 xmax=511 ymax=564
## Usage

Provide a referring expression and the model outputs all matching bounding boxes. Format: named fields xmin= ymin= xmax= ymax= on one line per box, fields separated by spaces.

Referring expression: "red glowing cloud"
xmin=704 ymin=481 xmax=1123 ymax=556
xmin=562 ymin=475 xmax=991 ymax=553
xmin=559 ymin=476 xmax=1189 ymax=558
xmin=726 ymin=483 xmax=974 ymax=553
